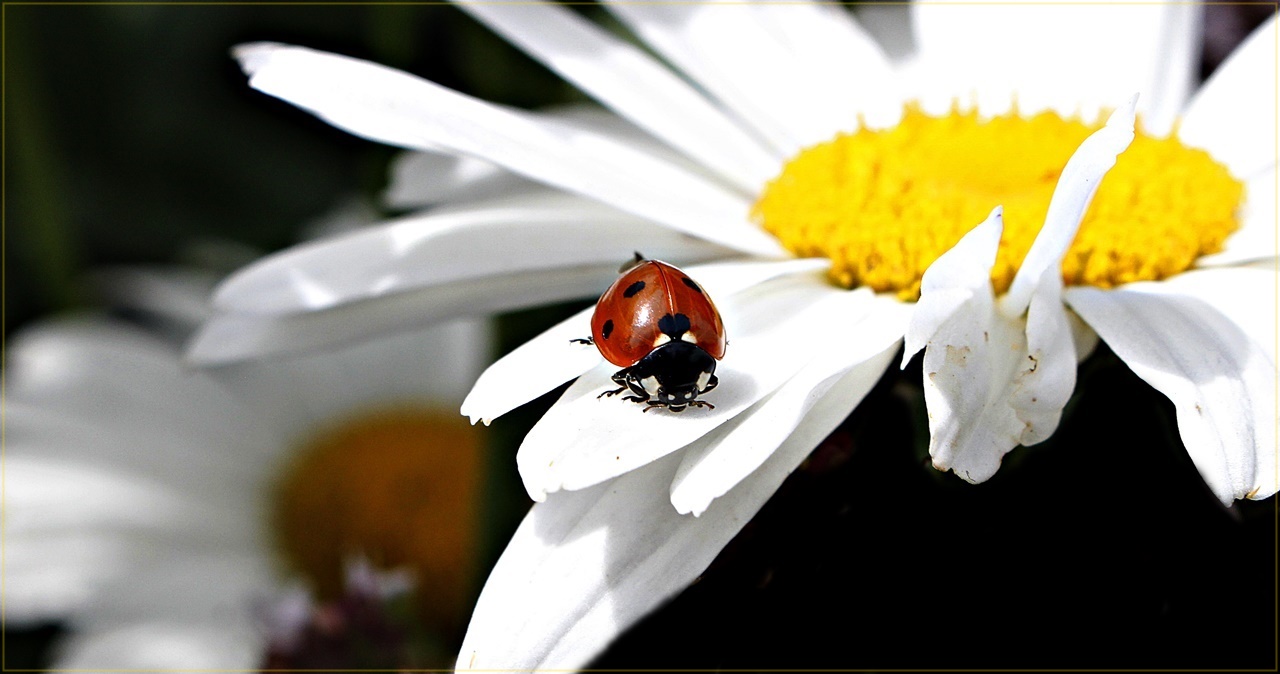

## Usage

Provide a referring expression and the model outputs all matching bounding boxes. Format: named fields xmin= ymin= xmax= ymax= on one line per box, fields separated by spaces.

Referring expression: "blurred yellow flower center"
xmin=273 ymin=406 xmax=482 ymax=633
xmin=752 ymin=105 xmax=1244 ymax=300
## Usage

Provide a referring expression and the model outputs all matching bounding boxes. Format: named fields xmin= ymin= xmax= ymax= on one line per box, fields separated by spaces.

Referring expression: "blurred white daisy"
xmin=195 ymin=1 xmax=1276 ymax=668
xmin=6 ymin=266 xmax=490 ymax=668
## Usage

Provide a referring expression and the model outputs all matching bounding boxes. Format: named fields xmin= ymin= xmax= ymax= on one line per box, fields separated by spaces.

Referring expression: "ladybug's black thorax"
xmin=632 ymin=340 xmax=715 ymax=399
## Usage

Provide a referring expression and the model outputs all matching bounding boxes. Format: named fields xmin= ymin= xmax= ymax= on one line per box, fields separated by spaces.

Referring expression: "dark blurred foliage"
xmin=4 ymin=1 xmax=1276 ymax=670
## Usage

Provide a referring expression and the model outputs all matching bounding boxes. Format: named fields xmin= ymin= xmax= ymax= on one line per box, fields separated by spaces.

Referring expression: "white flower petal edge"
xmin=1065 ymin=281 xmax=1278 ymax=504
xmin=384 ymin=151 xmax=538 ymax=209
xmin=453 ymin=0 xmax=779 ymax=192
xmin=670 ymin=291 xmax=914 ymax=516
xmin=457 ymin=342 xmax=900 ymax=671
xmin=233 ymin=42 xmax=783 ymax=256
xmin=601 ymin=1 xmax=865 ymax=154
xmin=460 ymin=257 xmax=830 ymax=425
xmin=1152 ymin=266 xmax=1278 ymax=365
xmin=190 ymin=265 xmax=609 ymax=366
xmin=517 ymin=269 xmax=845 ymax=501
xmin=1179 ymin=14 xmax=1278 ymax=181
xmin=910 ymin=0 xmax=1193 ymax=124
xmin=212 ymin=192 xmax=731 ymax=316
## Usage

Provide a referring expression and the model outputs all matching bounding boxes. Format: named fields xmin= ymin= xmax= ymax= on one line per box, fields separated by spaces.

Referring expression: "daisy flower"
xmin=6 ymin=266 xmax=491 ymax=668
xmin=197 ymin=1 xmax=1276 ymax=668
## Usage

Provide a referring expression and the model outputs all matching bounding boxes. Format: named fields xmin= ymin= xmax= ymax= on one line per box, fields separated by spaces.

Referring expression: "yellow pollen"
xmin=752 ymin=105 xmax=1244 ymax=300
xmin=273 ymin=406 xmax=483 ymax=634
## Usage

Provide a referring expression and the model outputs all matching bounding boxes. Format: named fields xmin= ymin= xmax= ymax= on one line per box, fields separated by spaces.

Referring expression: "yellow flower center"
xmin=273 ymin=406 xmax=483 ymax=634
xmin=752 ymin=105 xmax=1244 ymax=300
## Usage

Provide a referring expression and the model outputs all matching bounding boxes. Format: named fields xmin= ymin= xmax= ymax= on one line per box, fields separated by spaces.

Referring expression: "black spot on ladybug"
xmin=602 ymin=319 xmax=614 ymax=340
xmin=681 ymin=276 xmax=703 ymax=294
xmin=623 ymin=280 xmax=646 ymax=298
xmin=657 ymin=313 xmax=691 ymax=339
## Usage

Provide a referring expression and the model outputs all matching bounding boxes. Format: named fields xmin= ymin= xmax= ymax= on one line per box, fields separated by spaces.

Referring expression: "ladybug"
xmin=574 ymin=254 xmax=726 ymax=413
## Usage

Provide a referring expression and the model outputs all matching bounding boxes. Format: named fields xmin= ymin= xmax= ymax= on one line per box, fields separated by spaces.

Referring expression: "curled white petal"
xmin=903 ymin=207 xmax=1003 ymax=366
xmin=910 ymin=208 xmax=1076 ymax=481
xmin=1004 ymin=95 xmax=1137 ymax=314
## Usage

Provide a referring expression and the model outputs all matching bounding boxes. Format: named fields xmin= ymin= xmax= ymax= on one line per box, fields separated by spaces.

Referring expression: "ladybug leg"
xmin=686 ymin=400 xmax=716 ymax=411
xmin=641 ymin=400 xmax=668 ymax=413
xmin=570 ymin=337 xmax=594 ymax=345
xmin=598 ymin=368 xmax=640 ymax=400
xmin=700 ymin=374 xmax=719 ymax=394
xmin=622 ymin=375 xmax=652 ymax=405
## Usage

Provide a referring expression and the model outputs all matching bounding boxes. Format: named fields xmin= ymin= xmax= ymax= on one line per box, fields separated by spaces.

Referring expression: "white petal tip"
xmin=231 ymin=42 xmax=284 ymax=75
xmin=1109 ymin=94 xmax=1140 ymax=127
xmin=670 ymin=494 xmax=708 ymax=518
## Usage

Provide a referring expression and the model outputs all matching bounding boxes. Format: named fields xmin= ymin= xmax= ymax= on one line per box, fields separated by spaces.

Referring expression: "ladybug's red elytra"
xmin=574 ymin=254 xmax=726 ymax=413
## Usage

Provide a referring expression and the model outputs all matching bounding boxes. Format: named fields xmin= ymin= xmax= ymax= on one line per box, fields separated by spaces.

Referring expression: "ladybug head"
xmin=636 ymin=341 xmax=717 ymax=411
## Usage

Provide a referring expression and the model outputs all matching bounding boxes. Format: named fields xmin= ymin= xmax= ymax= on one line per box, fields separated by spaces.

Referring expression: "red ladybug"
xmin=575 ymin=254 xmax=726 ymax=413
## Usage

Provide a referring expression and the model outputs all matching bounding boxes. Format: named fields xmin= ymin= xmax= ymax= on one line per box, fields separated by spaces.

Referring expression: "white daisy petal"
xmin=78 ymin=553 xmax=274 ymax=625
xmin=460 ymin=257 xmax=830 ymax=426
xmin=1180 ymin=14 xmax=1279 ymax=180
xmin=909 ymin=208 xmax=1077 ymax=481
xmin=903 ymin=208 xmax=1004 ymax=365
xmin=670 ymin=292 xmax=912 ymax=516
xmin=1197 ymin=167 xmax=1278 ymax=268
xmin=1015 ymin=272 xmax=1078 ymax=446
xmin=1142 ymin=0 xmax=1202 ymax=135
xmin=602 ymin=1 xmax=842 ymax=153
xmin=4 ymin=455 xmax=255 ymax=545
xmin=744 ymin=1 xmax=901 ymax=130
xmin=1005 ymin=95 xmax=1137 ymax=314
xmin=461 ymin=305 xmax=600 ymax=427
xmin=1065 ymin=282 xmax=1277 ymax=504
xmin=383 ymin=151 xmax=538 ymax=209
xmin=1149 ymin=266 xmax=1278 ymax=364
xmin=89 ymin=266 xmax=220 ymax=331
xmin=854 ymin=2 xmax=916 ymax=64
xmin=190 ymin=265 xmax=610 ymax=366
xmin=517 ymin=271 xmax=844 ymax=501
xmin=454 ymin=0 xmax=778 ymax=192
xmin=211 ymin=317 xmax=492 ymax=440
xmin=55 ymin=621 xmax=262 ymax=670
xmin=213 ymin=192 xmax=731 ymax=317
xmin=233 ymin=42 xmax=782 ymax=256
xmin=912 ymin=0 xmax=1193 ymax=122
xmin=7 ymin=321 xmax=281 ymax=487
xmin=460 ymin=376 xmax=876 ymax=671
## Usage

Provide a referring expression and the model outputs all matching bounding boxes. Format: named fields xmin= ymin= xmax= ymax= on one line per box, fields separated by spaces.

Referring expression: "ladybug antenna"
xmin=620 ymin=251 xmax=647 ymax=273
